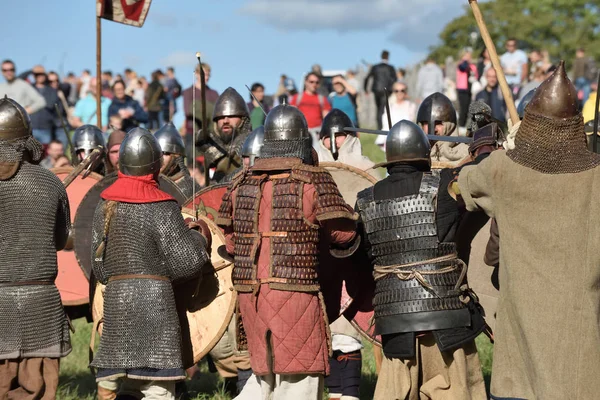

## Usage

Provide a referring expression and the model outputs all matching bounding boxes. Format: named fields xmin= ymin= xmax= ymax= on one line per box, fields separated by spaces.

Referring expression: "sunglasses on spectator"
xmin=307 ymin=80 xmax=319 ymax=84
xmin=394 ymin=89 xmax=407 ymax=93
xmin=48 ymin=79 xmax=58 ymax=83
xmin=2 ymin=68 xmax=15 ymax=72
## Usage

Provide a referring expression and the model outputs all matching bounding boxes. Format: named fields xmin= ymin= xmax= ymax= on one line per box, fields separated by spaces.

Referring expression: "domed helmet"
xmin=416 ymin=92 xmax=457 ymax=136
xmin=73 ymin=124 xmax=106 ymax=158
xmin=320 ymin=109 xmax=354 ymax=158
xmin=261 ymin=104 xmax=312 ymax=163
xmin=0 ymin=96 xmax=32 ymax=140
xmin=375 ymin=120 xmax=431 ymax=168
xmin=119 ymin=127 xmax=163 ymax=176
xmin=241 ymin=126 xmax=265 ymax=166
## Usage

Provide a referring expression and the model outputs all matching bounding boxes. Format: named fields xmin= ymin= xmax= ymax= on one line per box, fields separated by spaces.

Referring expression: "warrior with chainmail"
xmin=198 ymin=87 xmax=252 ymax=183
xmin=417 ymin=93 xmax=470 ymax=165
xmin=217 ymin=104 xmax=358 ymax=399
xmin=355 ymin=120 xmax=487 ymax=399
xmin=457 ymin=61 xmax=600 ymax=399
xmin=0 ymin=97 xmax=71 ymax=399
xmin=72 ymin=124 xmax=107 ymax=174
xmin=155 ymin=121 xmax=196 ymax=199
xmin=90 ymin=128 xmax=212 ymax=400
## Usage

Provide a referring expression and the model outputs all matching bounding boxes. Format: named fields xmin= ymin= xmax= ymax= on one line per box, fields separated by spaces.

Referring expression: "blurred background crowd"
xmin=1 ymin=38 xmax=597 ymax=174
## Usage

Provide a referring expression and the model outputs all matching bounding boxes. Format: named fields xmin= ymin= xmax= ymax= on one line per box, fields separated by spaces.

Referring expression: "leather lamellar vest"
xmin=356 ymin=172 xmax=470 ymax=335
xmin=218 ymin=163 xmax=355 ymax=293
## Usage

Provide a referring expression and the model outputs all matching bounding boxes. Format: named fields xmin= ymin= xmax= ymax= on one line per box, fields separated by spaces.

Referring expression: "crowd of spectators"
xmin=1 ymin=40 xmax=598 ymax=172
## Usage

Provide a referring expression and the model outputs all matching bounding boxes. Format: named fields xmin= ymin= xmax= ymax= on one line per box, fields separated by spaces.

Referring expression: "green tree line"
xmin=429 ymin=0 xmax=600 ymax=68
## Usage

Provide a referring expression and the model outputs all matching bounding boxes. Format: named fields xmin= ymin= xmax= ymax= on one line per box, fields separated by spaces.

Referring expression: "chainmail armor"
xmin=260 ymin=137 xmax=313 ymax=165
xmin=0 ymin=136 xmax=43 ymax=163
xmin=90 ymin=200 xmax=208 ymax=370
xmin=0 ymin=161 xmax=71 ymax=359
xmin=507 ymin=112 xmax=600 ymax=174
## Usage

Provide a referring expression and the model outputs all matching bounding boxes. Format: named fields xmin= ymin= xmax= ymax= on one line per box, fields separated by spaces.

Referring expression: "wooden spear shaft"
xmin=468 ymin=0 xmax=519 ymax=125
xmin=96 ymin=16 xmax=102 ymax=130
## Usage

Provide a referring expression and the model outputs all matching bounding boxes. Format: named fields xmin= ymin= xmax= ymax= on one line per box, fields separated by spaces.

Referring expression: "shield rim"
xmin=318 ymin=161 xmax=379 ymax=185
xmin=183 ymin=182 xmax=230 ymax=209
xmin=181 ymin=208 xmax=237 ymax=363
xmin=51 ymin=166 xmax=103 ymax=306
xmin=318 ymin=161 xmax=380 ymax=346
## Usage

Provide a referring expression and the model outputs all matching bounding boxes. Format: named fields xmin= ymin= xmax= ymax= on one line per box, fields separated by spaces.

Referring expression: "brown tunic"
xmin=459 ymin=149 xmax=600 ymax=399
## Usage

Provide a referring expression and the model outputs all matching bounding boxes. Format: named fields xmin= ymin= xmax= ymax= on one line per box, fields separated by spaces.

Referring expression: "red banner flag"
xmin=97 ymin=0 xmax=152 ymax=27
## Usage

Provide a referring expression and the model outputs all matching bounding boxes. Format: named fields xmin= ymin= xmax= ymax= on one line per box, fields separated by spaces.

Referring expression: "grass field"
xmin=56 ymin=134 xmax=494 ymax=399
xmin=57 ymin=319 xmax=493 ymax=400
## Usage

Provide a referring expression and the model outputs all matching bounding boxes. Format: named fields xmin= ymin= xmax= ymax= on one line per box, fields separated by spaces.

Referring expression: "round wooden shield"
xmin=73 ymin=172 xmax=187 ymax=280
xmin=319 ymin=162 xmax=378 ymax=208
xmin=178 ymin=210 xmax=236 ymax=365
xmin=317 ymin=162 xmax=381 ymax=346
xmin=183 ymin=183 xmax=229 ymax=222
xmin=51 ymin=167 xmax=103 ymax=306
xmin=466 ymin=220 xmax=499 ymax=331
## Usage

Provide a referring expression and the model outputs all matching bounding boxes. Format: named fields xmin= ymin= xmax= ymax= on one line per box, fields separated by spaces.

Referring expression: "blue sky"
xmin=2 ymin=0 xmax=468 ymax=123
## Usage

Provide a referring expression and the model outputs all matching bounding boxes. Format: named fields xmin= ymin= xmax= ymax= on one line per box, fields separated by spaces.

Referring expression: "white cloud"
xmin=238 ymin=0 xmax=468 ymax=51
xmin=160 ymin=51 xmax=197 ymax=69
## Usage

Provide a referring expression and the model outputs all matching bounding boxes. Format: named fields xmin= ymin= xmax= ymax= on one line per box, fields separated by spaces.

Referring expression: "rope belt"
xmin=108 ymin=274 xmax=169 ymax=282
xmin=374 ymin=253 xmax=467 ymax=296
xmin=0 ymin=280 xmax=54 ymax=287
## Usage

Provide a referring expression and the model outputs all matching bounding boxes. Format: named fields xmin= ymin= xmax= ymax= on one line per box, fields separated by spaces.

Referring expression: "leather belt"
xmin=238 ymin=231 xmax=288 ymax=238
xmin=0 ymin=280 xmax=54 ymax=287
xmin=108 ymin=274 xmax=169 ymax=282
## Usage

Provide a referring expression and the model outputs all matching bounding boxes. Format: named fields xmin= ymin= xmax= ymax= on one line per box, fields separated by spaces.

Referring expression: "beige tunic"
xmin=458 ymin=150 xmax=600 ymax=399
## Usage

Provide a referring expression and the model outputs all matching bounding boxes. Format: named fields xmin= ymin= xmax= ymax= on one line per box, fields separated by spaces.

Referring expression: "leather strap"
xmin=237 ymin=231 xmax=288 ymax=238
xmin=108 ymin=274 xmax=169 ymax=282
xmin=0 ymin=280 xmax=53 ymax=287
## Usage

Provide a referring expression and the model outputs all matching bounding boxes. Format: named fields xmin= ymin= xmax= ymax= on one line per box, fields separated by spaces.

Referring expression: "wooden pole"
xmin=96 ymin=16 xmax=102 ymax=129
xmin=468 ymin=0 xmax=519 ymax=125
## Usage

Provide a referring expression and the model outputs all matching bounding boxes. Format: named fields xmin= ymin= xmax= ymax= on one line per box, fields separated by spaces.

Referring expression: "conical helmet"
xmin=154 ymin=121 xmax=185 ymax=156
xmin=212 ymin=87 xmax=249 ymax=121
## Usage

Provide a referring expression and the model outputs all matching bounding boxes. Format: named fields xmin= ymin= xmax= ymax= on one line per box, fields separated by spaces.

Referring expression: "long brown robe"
xmin=458 ymin=149 xmax=600 ymax=399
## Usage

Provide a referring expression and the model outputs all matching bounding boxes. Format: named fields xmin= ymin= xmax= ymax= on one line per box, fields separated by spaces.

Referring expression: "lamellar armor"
xmin=0 ymin=97 xmax=71 ymax=359
xmin=217 ymin=104 xmax=355 ymax=293
xmin=356 ymin=173 xmax=470 ymax=335
xmin=218 ymin=163 xmax=356 ymax=293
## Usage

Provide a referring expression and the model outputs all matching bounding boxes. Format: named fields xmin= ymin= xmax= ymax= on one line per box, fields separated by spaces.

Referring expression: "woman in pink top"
xmin=456 ymin=48 xmax=479 ymax=128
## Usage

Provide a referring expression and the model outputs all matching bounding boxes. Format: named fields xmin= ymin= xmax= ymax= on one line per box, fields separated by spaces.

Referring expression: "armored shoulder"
xmin=216 ymin=168 xmax=247 ymax=227
xmin=355 ymin=186 xmax=375 ymax=212
xmin=292 ymin=164 xmax=357 ymax=222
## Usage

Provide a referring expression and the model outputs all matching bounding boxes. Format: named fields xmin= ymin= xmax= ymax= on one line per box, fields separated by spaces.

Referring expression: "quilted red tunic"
xmin=224 ymin=179 xmax=356 ymax=376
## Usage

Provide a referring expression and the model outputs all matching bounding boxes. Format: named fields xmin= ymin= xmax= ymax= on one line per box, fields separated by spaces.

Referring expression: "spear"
xmin=468 ymin=0 xmax=519 ymax=125
xmin=344 ymin=127 xmax=473 ymax=144
xmin=54 ymin=103 xmax=78 ymax=166
xmin=196 ymin=52 xmax=210 ymax=189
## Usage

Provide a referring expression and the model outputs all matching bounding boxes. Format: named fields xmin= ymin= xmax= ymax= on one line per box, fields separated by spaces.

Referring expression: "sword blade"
xmin=344 ymin=127 xmax=473 ymax=144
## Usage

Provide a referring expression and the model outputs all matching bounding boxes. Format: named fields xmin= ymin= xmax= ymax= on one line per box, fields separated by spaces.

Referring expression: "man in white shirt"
xmin=500 ymin=38 xmax=528 ymax=96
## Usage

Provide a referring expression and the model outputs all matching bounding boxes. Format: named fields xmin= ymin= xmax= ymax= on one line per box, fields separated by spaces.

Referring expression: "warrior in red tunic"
xmin=217 ymin=104 xmax=358 ymax=399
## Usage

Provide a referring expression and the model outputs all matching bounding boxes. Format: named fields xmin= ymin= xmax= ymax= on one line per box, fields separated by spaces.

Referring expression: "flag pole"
xmin=96 ymin=15 xmax=102 ymax=130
